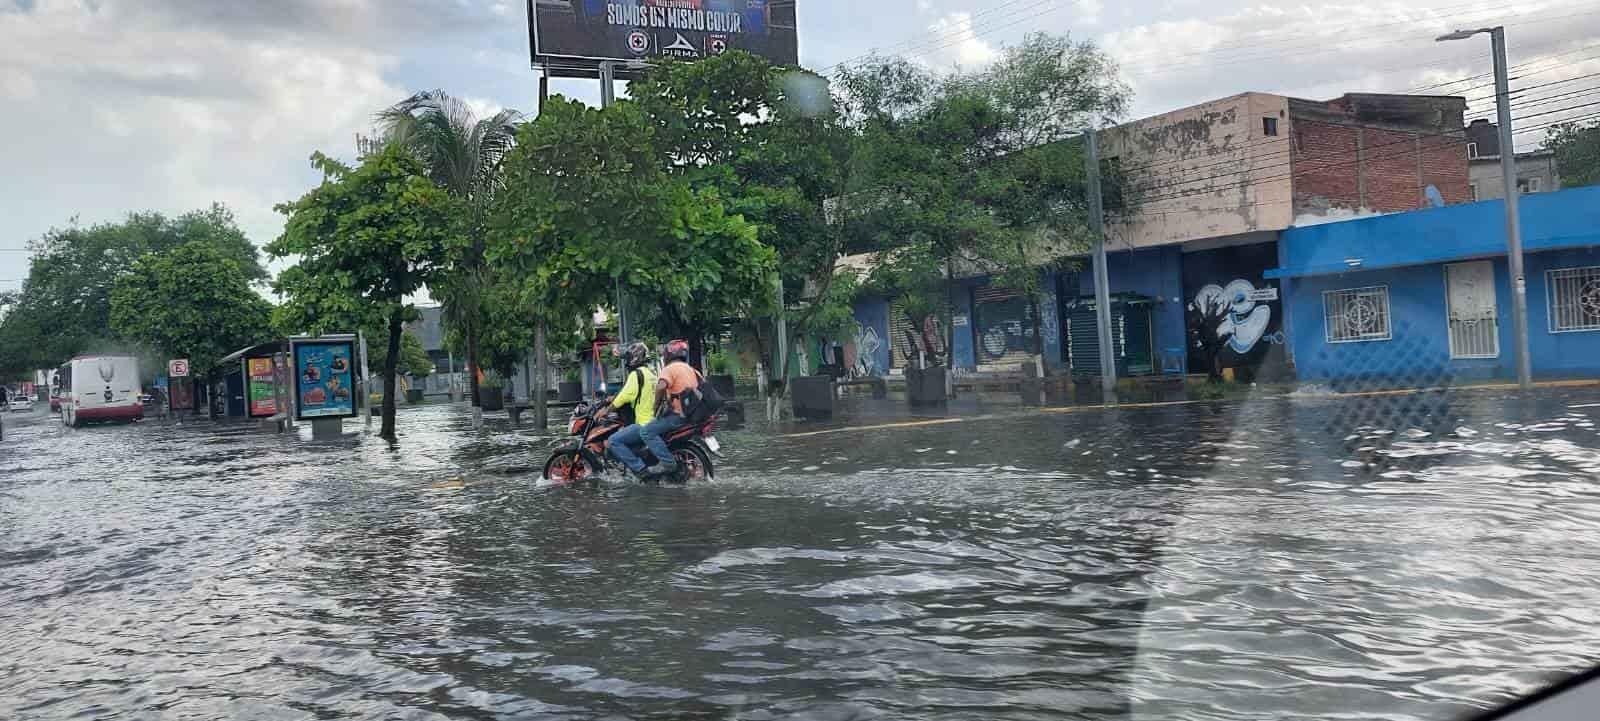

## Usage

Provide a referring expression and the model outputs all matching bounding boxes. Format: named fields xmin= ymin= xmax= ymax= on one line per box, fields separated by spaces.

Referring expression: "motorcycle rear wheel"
xmin=670 ymin=443 xmax=714 ymax=482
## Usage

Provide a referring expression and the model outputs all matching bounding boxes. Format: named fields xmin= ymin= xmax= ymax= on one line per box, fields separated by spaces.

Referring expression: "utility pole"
xmin=1438 ymin=26 xmax=1532 ymax=389
xmin=1084 ymin=129 xmax=1118 ymax=405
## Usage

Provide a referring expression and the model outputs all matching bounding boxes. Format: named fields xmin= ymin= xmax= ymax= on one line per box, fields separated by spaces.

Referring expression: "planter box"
xmin=1019 ymin=378 xmax=1043 ymax=406
xmin=405 ymin=388 xmax=425 ymax=404
xmin=707 ymin=374 xmax=736 ymax=400
xmin=557 ymin=381 xmax=583 ymax=403
xmin=480 ymin=391 xmax=505 ymax=411
xmin=790 ymin=375 xmax=836 ymax=420
xmin=906 ymin=367 xmax=948 ymax=407
xmin=1072 ymin=376 xmax=1103 ymax=405
xmin=1043 ymin=377 xmax=1071 ymax=405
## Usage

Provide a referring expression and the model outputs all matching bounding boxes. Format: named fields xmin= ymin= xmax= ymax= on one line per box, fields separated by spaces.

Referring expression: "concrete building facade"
xmin=1464 ymin=119 xmax=1562 ymax=200
xmin=842 ymin=92 xmax=1471 ymax=382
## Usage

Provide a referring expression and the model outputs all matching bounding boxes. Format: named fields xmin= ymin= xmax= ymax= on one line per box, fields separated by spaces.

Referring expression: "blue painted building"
xmin=846 ymin=243 xmax=1240 ymax=378
xmin=1270 ymin=186 xmax=1600 ymax=387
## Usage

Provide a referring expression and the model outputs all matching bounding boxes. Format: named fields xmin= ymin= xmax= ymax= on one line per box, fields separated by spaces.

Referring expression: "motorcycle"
xmin=542 ymin=398 xmax=720 ymax=484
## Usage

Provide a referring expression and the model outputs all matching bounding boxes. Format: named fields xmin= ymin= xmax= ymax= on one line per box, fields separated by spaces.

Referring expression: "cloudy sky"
xmin=3 ymin=0 xmax=1599 ymax=291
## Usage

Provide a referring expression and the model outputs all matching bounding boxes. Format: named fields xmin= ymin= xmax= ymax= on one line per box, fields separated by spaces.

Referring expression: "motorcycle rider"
xmin=637 ymin=339 xmax=700 ymax=478
xmin=606 ymin=342 xmax=659 ymax=477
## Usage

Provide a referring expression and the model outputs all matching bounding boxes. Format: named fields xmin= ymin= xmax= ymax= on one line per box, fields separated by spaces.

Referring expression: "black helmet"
xmin=622 ymin=342 xmax=651 ymax=369
xmin=664 ymin=339 xmax=690 ymax=363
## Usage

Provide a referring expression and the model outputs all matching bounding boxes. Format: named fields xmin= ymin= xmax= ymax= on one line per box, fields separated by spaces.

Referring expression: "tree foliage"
xmin=366 ymin=330 xmax=434 ymax=380
xmin=109 ymin=241 xmax=273 ymax=373
xmin=1547 ymin=121 xmax=1600 ymax=189
xmin=841 ymin=33 xmax=1130 ymax=365
xmin=377 ymin=91 xmax=522 ymax=409
xmin=631 ymin=51 xmax=856 ymax=369
xmin=268 ymin=145 xmax=456 ymax=439
xmin=488 ymin=96 xmax=774 ymax=365
xmin=0 ymin=204 xmax=266 ymax=376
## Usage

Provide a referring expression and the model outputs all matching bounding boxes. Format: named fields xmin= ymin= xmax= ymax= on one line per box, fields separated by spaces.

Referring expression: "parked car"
xmin=9 ymin=395 xmax=34 ymax=413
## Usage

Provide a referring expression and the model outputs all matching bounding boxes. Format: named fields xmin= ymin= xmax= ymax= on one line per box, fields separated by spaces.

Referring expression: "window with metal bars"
xmin=1548 ymin=266 xmax=1600 ymax=332
xmin=1323 ymin=286 xmax=1392 ymax=343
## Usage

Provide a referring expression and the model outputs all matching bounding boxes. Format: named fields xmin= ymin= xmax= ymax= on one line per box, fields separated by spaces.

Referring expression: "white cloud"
xmin=923 ymin=11 xmax=1000 ymax=70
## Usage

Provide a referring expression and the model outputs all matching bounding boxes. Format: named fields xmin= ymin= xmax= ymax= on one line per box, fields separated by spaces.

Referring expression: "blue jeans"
xmin=639 ymin=413 xmax=688 ymax=469
xmin=607 ymin=424 xmax=647 ymax=473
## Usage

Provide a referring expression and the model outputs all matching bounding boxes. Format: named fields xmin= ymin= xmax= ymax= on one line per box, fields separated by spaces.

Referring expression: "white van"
xmin=59 ymin=355 xmax=143 ymax=427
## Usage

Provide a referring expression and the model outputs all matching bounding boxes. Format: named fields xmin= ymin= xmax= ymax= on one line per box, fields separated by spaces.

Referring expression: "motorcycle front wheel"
xmin=543 ymin=450 xmax=597 ymax=484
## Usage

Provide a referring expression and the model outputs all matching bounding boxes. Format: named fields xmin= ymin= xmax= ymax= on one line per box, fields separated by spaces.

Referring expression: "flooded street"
xmin=6 ymin=389 xmax=1600 ymax=720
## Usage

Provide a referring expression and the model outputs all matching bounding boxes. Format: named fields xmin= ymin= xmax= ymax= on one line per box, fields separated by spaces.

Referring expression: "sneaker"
xmin=643 ymin=462 xmax=679 ymax=479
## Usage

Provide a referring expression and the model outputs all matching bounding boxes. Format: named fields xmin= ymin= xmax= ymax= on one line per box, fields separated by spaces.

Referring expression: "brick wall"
xmin=1291 ymin=117 xmax=1470 ymax=214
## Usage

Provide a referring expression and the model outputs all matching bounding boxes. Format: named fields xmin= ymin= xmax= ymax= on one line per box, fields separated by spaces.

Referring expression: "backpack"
xmin=680 ymin=370 xmax=725 ymax=425
xmin=616 ymin=368 xmax=646 ymax=426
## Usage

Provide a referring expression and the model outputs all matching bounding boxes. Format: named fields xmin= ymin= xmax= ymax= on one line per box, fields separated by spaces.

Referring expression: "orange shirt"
xmin=658 ymin=362 xmax=700 ymax=415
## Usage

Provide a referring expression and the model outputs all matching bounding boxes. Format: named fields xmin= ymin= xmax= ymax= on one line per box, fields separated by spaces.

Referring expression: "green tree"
xmin=0 ymin=205 xmax=266 ymax=376
xmin=108 ymin=241 xmax=273 ymax=373
xmin=378 ymin=91 xmax=521 ymax=418
xmin=1547 ymin=121 xmax=1600 ymax=188
xmin=843 ymin=33 xmax=1130 ymax=370
xmin=630 ymin=51 xmax=855 ymax=378
xmin=488 ymin=97 xmax=774 ymax=371
xmin=366 ymin=330 xmax=434 ymax=380
xmin=269 ymin=145 xmax=456 ymax=440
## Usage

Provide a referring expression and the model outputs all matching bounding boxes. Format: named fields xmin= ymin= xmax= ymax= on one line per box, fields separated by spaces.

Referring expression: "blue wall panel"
xmin=1065 ymin=247 xmax=1187 ymax=373
xmin=1275 ymin=186 xmax=1600 ymax=279
xmin=1286 ymin=247 xmax=1600 ymax=385
xmin=848 ymin=296 xmax=892 ymax=377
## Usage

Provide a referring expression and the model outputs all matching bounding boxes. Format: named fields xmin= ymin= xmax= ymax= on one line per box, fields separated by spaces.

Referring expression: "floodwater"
xmin=5 ymin=388 xmax=1600 ymax=720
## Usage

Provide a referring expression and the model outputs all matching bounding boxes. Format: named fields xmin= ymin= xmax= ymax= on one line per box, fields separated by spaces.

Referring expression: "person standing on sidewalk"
xmin=638 ymin=339 xmax=700 ymax=478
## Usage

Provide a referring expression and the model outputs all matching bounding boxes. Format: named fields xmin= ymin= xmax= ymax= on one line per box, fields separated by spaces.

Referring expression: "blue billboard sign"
xmin=293 ymin=339 xmax=356 ymax=421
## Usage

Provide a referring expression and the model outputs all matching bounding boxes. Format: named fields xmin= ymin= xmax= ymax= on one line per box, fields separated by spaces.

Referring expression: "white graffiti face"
xmin=1195 ymin=279 xmax=1279 ymax=355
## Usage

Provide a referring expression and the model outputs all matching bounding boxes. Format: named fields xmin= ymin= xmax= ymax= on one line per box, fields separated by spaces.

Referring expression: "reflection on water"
xmin=4 ymin=390 xmax=1600 ymax=720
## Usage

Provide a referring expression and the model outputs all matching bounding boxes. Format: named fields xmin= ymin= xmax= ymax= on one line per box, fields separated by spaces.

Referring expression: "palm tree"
xmin=377 ymin=92 xmax=522 ymax=426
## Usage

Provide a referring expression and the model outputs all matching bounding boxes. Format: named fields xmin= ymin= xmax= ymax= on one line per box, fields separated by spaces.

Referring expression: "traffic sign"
xmin=168 ymin=359 xmax=190 ymax=378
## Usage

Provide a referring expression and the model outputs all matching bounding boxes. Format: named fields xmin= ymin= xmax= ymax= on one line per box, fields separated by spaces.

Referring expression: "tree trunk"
xmin=533 ymin=319 xmax=548 ymax=429
xmin=380 ymin=308 xmax=402 ymax=440
xmin=688 ymin=330 xmax=706 ymax=373
xmin=466 ymin=323 xmax=481 ymax=407
xmin=1029 ymin=291 xmax=1046 ymax=374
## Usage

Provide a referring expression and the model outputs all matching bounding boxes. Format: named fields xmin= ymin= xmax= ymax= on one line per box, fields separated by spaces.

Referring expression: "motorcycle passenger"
xmin=606 ymin=342 xmax=659 ymax=476
xmin=638 ymin=339 xmax=701 ymax=478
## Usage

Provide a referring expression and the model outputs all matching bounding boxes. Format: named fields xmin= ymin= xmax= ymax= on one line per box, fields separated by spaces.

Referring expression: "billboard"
xmin=246 ymin=357 xmax=277 ymax=418
xmin=529 ymin=0 xmax=798 ymax=75
xmin=292 ymin=339 xmax=357 ymax=421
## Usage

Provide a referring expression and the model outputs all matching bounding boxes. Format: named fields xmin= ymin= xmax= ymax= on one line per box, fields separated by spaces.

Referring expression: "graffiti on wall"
xmin=851 ymin=323 xmax=883 ymax=377
xmin=1192 ymin=280 xmax=1284 ymax=355
xmin=1182 ymin=242 xmax=1290 ymax=381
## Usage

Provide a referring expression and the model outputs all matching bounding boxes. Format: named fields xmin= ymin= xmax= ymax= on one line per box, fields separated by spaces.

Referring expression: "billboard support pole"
xmin=358 ymin=331 xmax=372 ymax=430
xmin=599 ymin=60 xmax=629 ymax=345
xmin=534 ymin=67 xmax=551 ymax=430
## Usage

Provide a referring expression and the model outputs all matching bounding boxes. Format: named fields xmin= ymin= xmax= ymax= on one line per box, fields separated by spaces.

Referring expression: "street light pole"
xmin=1438 ymin=26 xmax=1532 ymax=389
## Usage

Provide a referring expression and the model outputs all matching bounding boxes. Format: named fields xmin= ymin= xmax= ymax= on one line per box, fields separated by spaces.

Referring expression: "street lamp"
xmin=1437 ymin=26 xmax=1532 ymax=390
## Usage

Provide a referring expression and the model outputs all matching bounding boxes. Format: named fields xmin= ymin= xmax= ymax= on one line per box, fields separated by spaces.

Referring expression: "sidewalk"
xmin=777 ymin=378 xmax=1600 ymax=438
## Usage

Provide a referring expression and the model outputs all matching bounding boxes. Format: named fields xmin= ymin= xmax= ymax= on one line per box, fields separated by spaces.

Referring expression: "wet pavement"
xmin=5 ymin=388 xmax=1600 ymax=720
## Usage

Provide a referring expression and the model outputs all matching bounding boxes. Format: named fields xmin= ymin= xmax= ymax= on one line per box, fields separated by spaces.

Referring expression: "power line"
xmin=820 ymin=0 xmax=1043 ymax=74
xmin=1118 ymin=0 xmax=1600 ymax=69
xmin=1122 ymin=5 xmax=1600 ymax=78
